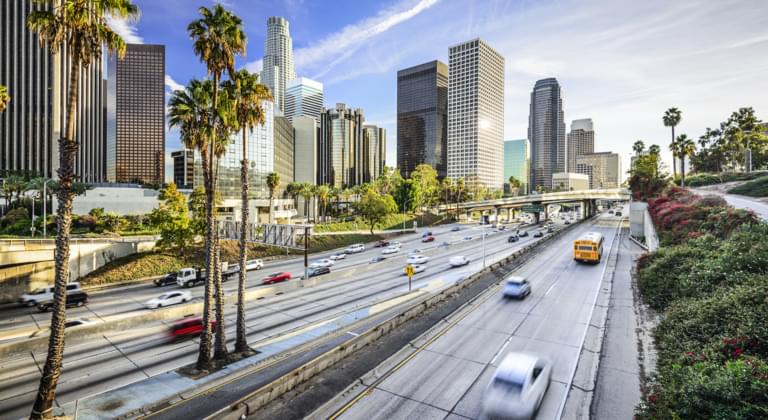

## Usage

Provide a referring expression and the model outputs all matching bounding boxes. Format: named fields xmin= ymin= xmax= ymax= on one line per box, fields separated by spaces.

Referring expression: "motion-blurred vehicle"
xmin=310 ymin=258 xmax=334 ymax=268
xmin=449 ymin=256 xmax=470 ymax=267
xmin=370 ymin=256 xmax=387 ymax=263
xmin=463 ymin=236 xmax=473 ymax=241
xmin=144 ymin=291 xmax=191 ymax=309
xmin=407 ymin=255 xmax=429 ymax=265
xmin=533 ymin=231 xmax=543 ymax=238
xmin=37 ymin=290 xmax=88 ymax=312
xmin=403 ymin=264 xmax=426 ymax=275
xmin=409 ymin=249 xmax=423 ymax=255
xmin=451 ymin=226 xmax=461 ymax=232
xmin=302 ymin=266 xmax=330 ymax=279
xmin=508 ymin=235 xmax=519 ymax=243
xmin=382 ymin=246 xmax=400 ymax=255
xmin=564 ymin=220 xmax=571 ymax=225
xmin=374 ymin=239 xmax=390 ymax=248
xmin=547 ymin=226 xmax=554 ymax=233
xmin=168 ymin=315 xmax=217 ymax=341
xmin=329 ymin=253 xmax=347 ymax=261
xmin=422 ymin=235 xmax=435 ymax=243
xmin=262 ymin=272 xmax=291 ymax=284
xmin=153 ymin=273 xmax=178 ymax=287
xmin=422 ymin=231 xmax=433 ymax=238
xmin=19 ymin=282 xmax=82 ymax=307
xmin=344 ymin=243 xmax=366 ymax=254
xmin=503 ymin=276 xmax=531 ymax=299
xmin=608 ymin=209 xmax=614 ymax=214
xmin=615 ymin=211 xmax=622 ymax=217
xmin=245 ymin=259 xmax=264 ymax=270
xmin=519 ymin=231 xmax=529 ymax=238
xmin=481 ymin=353 xmax=552 ymax=420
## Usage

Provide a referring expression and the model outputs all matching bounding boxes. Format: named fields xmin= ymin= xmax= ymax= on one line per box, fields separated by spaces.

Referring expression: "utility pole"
xmin=303 ymin=225 xmax=310 ymax=282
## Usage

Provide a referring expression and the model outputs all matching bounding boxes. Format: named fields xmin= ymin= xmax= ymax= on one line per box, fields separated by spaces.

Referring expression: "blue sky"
xmin=110 ymin=0 xmax=768 ymax=181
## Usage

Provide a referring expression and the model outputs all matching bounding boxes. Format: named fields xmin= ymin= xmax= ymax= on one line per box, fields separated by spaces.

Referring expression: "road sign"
xmin=405 ymin=264 xmax=415 ymax=291
xmin=521 ymin=205 xmax=544 ymax=213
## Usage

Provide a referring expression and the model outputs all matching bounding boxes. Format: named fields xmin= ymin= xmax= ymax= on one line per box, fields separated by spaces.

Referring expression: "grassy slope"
xmin=314 ymin=212 xmax=448 ymax=233
xmin=727 ymin=176 xmax=768 ymax=197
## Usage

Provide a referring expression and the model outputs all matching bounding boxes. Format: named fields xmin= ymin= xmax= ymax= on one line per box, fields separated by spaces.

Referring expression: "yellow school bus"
xmin=574 ymin=232 xmax=604 ymax=263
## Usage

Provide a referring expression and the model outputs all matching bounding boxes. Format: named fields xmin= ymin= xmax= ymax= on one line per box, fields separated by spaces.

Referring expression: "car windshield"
xmin=157 ymin=294 xmax=170 ymax=300
xmin=494 ymin=375 xmax=524 ymax=393
xmin=506 ymin=282 xmax=522 ymax=289
xmin=30 ymin=288 xmax=48 ymax=294
xmin=268 ymin=273 xmax=281 ymax=277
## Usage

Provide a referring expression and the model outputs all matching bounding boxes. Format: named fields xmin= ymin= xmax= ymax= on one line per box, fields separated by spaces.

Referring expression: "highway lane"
xmin=0 ymin=219 xmax=566 ymax=418
xmin=322 ymin=213 xmax=622 ymax=420
xmin=0 ymin=222 xmax=496 ymax=333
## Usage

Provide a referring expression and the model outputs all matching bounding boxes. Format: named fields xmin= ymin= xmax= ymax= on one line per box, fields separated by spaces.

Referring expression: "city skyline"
xmin=99 ymin=0 xmax=767 ymax=182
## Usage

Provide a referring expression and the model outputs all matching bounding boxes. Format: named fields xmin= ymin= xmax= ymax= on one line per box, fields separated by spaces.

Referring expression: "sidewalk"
xmin=591 ymin=228 xmax=644 ymax=418
xmin=692 ymin=188 xmax=768 ymax=220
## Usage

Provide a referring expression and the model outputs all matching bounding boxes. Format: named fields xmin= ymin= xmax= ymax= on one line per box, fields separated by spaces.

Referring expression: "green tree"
xmin=26 ymin=0 xmax=139 ymax=416
xmin=663 ymin=107 xmax=682 ymax=177
xmin=356 ymin=189 xmax=397 ymax=234
xmin=410 ymin=164 xmax=439 ymax=209
xmin=508 ymin=176 xmax=522 ymax=196
xmin=629 ymin=144 xmax=668 ymax=200
xmin=285 ymin=181 xmax=301 ymax=212
xmin=0 ymin=85 xmax=9 ymax=113
xmin=187 ymin=3 xmax=246 ymax=366
xmin=299 ymin=182 xmax=314 ymax=220
xmin=266 ymin=172 xmax=280 ymax=223
xmin=149 ymin=183 xmax=194 ymax=253
xmin=676 ymin=134 xmax=695 ymax=186
xmin=394 ymin=179 xmax=418 ymax=212
xmin=315 ymin=184 xmax=330 ymax=222
xmin=632 ymin=140 xmax=645 ymax=155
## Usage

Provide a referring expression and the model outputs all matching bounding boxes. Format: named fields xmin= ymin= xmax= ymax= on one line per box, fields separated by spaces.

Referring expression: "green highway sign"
xmin=521 ymin=205 xmax=544 ymax=213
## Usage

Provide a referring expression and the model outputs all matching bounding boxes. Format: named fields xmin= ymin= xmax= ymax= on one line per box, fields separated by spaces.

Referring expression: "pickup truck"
xmin=19 ymin=282 xmax=82 ymax=307
xmin=177 ymin=265 xmax=236 ymax=288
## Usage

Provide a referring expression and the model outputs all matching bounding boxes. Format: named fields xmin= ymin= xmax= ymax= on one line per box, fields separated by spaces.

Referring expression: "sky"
xmin=110 ymin=0 xmax=768 ymax=182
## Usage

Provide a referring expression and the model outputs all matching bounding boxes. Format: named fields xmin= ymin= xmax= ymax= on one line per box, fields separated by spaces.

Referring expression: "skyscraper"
xmin=503 ymin=139 xmax=530 ymax=195
xmin=528 ymin=78 xmax=566 ymax=191
xmin=1 ymin=0 xmax=106 ymax=182
xmin=567 ymin=118 xmax=594 ymax=173
xmin=576 ymin=152 xmax=622 ymax=189
xmin=274 ymin=115 xmax=294 ymax=191
xmin=285 ymin=77 xmax=323 ymax=122
xmin=293 ymin=116 xmax=318 ymax=185
xmin=261 ymin=16 xmax=295 ymax=113
xmin=363 ymin=125 xmax=386 ymax=183
xmin=107 ymin=44 xmax=165 ymax=185
xmin=171 ymin=149 xmax=194 ymax=189
xmin=447 ymin=39 xmax=505 ymax=189
xmin=318 ymin=103 xmax=370 ymax=188
xmin=397 ymin=60 xmax=448 ymax=178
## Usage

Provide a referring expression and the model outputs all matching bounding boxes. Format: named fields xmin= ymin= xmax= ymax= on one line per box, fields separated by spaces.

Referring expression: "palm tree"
xmin=0 ymin=85 xmax=10 ymax=113
xmin=632 ymin=140 xmax=645 ymax=155
xmin=330 ymin=186 xmax=342 ymax=217
xmin=222 ymin=69 xmax=271 ymax=353
xmin=266 ymin=172 xmax=280 ymax=223
xmin=663 ymin=108 xmax=682 ymax=177
xmin=26 ymin=1 xmax=138 ymax=417
xmin=648 ymin=144 xmax=661 ymax=156
xmin=455 ymin=178 xmax=466 ymax=220
xmin=187 ymin=3 xmax=246 ymax=367
xmin=676 ymin=134 xmax=695 ymax=187
xmin=285 ymin=181 xmax=301 ymax=214
xmin=299 ymin=182 xmax=314 ymax=220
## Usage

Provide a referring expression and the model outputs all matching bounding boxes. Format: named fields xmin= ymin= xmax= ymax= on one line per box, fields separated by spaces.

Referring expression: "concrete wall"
xmin=629 ymin=202 xmax=659 ymax=251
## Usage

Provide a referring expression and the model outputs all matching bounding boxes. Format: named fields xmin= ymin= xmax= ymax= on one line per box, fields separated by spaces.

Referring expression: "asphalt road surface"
xmin=0 ymin=218 xmax=581 ymax=419
xmin=323 ymin=213 xmax=622 ymax=420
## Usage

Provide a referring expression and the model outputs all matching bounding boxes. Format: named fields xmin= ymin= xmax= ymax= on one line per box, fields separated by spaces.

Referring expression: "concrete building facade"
xmin=576 ymin=152 xmax=622 ymax=188
xmin=552 ymin=172 xmax=590 ymax=191
xmin=107 ymin=43 xmax=165 ymax=185
xmin=171 ymin=149 xmax=194 ymax=189
xmin=274 ymin=115 xmax=294 ymax=192
xmin=566 ymin=118 xmax=594 ymax=173
xmin=528 ymin=78 xmax=566 ymax=191
xmin=396 ymin=60 xmax=448 ymax=178
xmin=285 ymin=77 xmax=323 ymax=122
xmin=447 ymin=39 xmax=505 ymax=190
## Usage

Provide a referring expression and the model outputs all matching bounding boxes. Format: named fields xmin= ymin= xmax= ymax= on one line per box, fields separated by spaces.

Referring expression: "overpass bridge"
xmin=438 ymin=188 xmax=631 ymax=222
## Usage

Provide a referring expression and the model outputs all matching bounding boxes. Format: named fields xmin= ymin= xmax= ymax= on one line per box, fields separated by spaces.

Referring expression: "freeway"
xmin=0 ymin=217 xmax=578 ymax=419
xmin=315 ymin=211 xmax=622 ymax=420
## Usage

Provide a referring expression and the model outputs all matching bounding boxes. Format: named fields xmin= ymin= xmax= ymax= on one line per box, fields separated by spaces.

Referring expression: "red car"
xmin=168 ymin=316 xmax=216 ymax=340
xmin=422 ymin=235 xmax=435 ymax=243
xmin=375 ymin=240 xmax=390 ymax=248
xmin=262 ymin=271 xmax=291 ymax=284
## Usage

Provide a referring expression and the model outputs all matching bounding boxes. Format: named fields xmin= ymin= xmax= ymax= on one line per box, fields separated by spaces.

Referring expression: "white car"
xmin=144 ymin=291 xmax=191 ymax=309
xmin=481 ymin=353 xmax=552 ymax=419
xmin=329 ymin=253 xmax=347 ymax=261
xmin=310 ymin=258 xmax=334 ymax=268
xmin=403 ymin=264 xmax=426 ymax=275
xmin=382 ymin=246 xmax=400 ymax=255
xmin=407 ymin=255 xmax=429 ymax=265
xmin=245 ymin=259 xmax=264 ymax=270
xmin=449 ymin=256 xmax=470 ymax=267
xmin=389 ymin=241 xmax=402 ymax=248
xmin=344 ymin=244 xmax=366 ymax=254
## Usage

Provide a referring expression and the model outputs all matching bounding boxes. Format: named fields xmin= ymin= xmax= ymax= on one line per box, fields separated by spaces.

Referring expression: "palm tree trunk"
xmin=31 ymin=55 xmax=80 ymax=420
xmin=269 ymin=195 xmax=274 ymax=224
xmin=236 ymin=129 xmax=249 ymax=353
xmin=211 ymin=151 xmax=227 ymax=361
xmin=671 ymin=126 xmax=677 ymax=178
xmin=681 ymin=157 xmax=686 ymax=187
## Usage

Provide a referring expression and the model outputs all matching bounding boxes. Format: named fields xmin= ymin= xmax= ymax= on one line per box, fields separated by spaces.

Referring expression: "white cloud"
xmin=165 ymin=74 xmax=184 ymax=92
xmin=106 ymin=15 xmax=143 ymax=44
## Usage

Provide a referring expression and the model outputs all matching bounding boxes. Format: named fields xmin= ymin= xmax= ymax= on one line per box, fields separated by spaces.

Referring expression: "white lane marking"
xmin=346 ymin=331 xmax=360 ymax=337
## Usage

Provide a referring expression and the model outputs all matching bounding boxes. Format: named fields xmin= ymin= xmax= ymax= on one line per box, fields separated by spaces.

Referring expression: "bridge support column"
xmin=494 ymin=207 xmax=500 ymax=225
xmin=506 ymin=208 xmax=512 ymax=223
xmin=582 ymin=200 xmax=588 ymax=219
xmin=544 ymin=205 xmax=549 ymax=221
xmin=534 ymin=211 xmax=540 ymax=224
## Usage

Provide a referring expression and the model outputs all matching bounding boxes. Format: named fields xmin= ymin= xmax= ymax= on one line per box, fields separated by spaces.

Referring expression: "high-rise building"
xmin=107 ymin=44 xmax=165 ymax=185
xmin=196 ymin=101 xmax=275 ymax=200
xmin=447 ymin=39 xmax=505 ymax=189
xmin=528 ymin=78 xmax=566 ymax=191
xmin=261 ymin=16 xmax=295 ymax=113
xmin=363 ymin=125 xmax=386 ymax=183
xmin=319 ymin=103 xmax=375 ymax=188
xmin=576 ymin=152 xmax=622 ymax=189
xmin=293 ymin=116 xmax=318 ymax=185
xmin=503 ymin=139 xmax=529 ymax=195
xmin=397 ymin=60 xmax=448 ymax=178
xmin=552 ymin=172 xmax=589 ymax=191
xmin=171 ymin=149 xmax=194 ymax=189
xmin=285 ymin=77 xmax=323 ymax=122
xmin=274 ymin=115 xmax=294 ymax=191
xmin=567 ymin=118 xmax=594 ymax=173
xmin=1 ymin=0 xmax=106 ymax=182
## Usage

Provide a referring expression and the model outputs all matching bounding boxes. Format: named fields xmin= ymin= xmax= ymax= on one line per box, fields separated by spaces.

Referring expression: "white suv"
xmin=19 ymin=283 xmax=82 ymax=307
xmin=449 ymin=256 xmax=470 ymax=267
xmin=344 ymin=244 xmax=366 ymax=254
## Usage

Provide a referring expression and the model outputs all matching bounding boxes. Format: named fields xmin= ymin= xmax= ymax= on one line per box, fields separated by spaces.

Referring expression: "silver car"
xmin=503 ymin=276 xmax=531 ymax=299
xmin=482 ymin=353 xmax=552 ymax=419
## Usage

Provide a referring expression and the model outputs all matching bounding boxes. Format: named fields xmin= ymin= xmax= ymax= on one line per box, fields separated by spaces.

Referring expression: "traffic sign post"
xmin=404 ymin=264 xmax=415 ymax=291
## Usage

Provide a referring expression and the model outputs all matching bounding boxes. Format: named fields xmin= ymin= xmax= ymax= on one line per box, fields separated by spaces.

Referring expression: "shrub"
xmin=729 ymin=176 xmax=768 ymax=197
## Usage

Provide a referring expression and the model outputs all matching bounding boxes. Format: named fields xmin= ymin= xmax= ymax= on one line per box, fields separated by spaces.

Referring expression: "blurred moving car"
xmin=519 ymin=231 xmax=529 ymax=238
xmin=422 ymin=235 xmax=435 ymax=243
xmin=144 ymin=291 xmax=191 ymax=309
xmin=382 ymin=246 xmax=400 ymax=255
xmin=262 ymin=272 xmax=291 ymax=284
xmin=403 ymin=264 xmax=426 ymax=275
xmin=481 ymin=353 xmax=552 ymax=419
xmin=310 ymin=258 xmax=334 ymax=268
xmin=508 ymin=235 xmax=519 ymax=243
xmin=564 ymin=220 xmax=571 ymax=225
xmin=503 ymin=276 xmax=531 ymax=299
xmin=329 ymin=253 xmax=347 ymax=261
xmin=344 ymin=243 xmax=366 ymax=254
xmin=375 ymin=240 xmax=390 ymax=248
xmin=302 ymin=266 xmax=330 ymax=279
xmin=19 ymin=282 xmax=82 ymax=307
xmin=615 ymin=211 xmax=623 ymax=217
xmin=422 ymin=231 xmax=433 ymax=238
xmin=370 ymin=256 xmax=387 ymax=263
xmin=154 ymin=273 xmax=178 ymax=287
xmin=463 ymin=236 xmax=473 ymax=241
xmin=407 ymin=255 xmax=429 ymax=265
xmin=451 ymin=226 xmax=461 ymax=232
xmin=245 ymin=259 xmax=264 ymax=270
xmin=37 ymin=290 xmax=89 ymax=312
xmin=533 ymin=231 xmax=544 ymax=238
xmin=449 ymin=256 xmax=470 ymax=267
xmin=168 ymin=315 xmax=217 ymax=341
